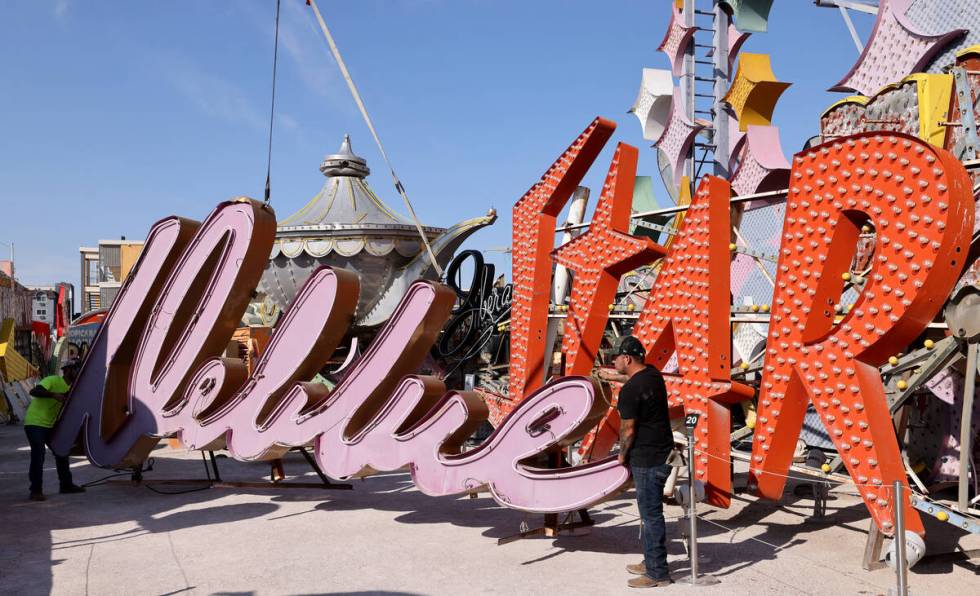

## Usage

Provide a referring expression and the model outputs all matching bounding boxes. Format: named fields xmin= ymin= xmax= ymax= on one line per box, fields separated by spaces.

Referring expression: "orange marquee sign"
xmin=502 ymin=121 xmax=974 ymax=535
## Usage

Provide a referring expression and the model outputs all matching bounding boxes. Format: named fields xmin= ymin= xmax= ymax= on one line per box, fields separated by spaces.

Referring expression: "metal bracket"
xmin=732 ymin=245 xmax=779 ymax=263
xmin=814 ymin=0 xmax=880 ymax=15
xmin=812 ymin=480 xmax=829 ymax=519
xmin=862 ymin=518 xmax=887 ymax=570
xmin=879 ymin=340 xmax=954 ymax=376
xmin=837 ymin=5 xmax=864 ymax=53
xmin=951 ymin=67 xmax=980 ymax=161
xmin=910 ymin=494 xmax=980 ymax=535
xmin=882 ymin=337 xmax=962 ymax=413
xmin=632 ymin=219 xmax=679 ymax=236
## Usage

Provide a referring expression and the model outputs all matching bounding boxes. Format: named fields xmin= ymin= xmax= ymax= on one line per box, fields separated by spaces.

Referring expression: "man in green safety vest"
xmin=24 ymin=360 xmax=85 ymax=501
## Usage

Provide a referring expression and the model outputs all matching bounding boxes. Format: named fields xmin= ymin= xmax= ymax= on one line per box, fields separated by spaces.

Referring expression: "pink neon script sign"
xmin=51 ymin=198 xmax=629 ymax=513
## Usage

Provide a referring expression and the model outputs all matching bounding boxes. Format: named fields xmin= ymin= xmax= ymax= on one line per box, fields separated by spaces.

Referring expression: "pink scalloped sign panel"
xmin=728 ymin=113 xmax=748 ymax=172
xmin=654 ymin=88 xmax=705 ymax=188
xmin=831 ymin=0 xmax=964 ymax=95
xmin=729 ymin=25 xmax=751 ymax=72
xmin=657 ymin=5 xmax=696 ymax=76
xmin=730 ymin=125 xmax=790 ymax=196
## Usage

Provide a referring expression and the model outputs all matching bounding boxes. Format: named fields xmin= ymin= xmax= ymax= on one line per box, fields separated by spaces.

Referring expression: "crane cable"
xmin=264 ymin=0 xmax=282 ymax=203
xmin=306 ymin=0 xmax=443 ymax=276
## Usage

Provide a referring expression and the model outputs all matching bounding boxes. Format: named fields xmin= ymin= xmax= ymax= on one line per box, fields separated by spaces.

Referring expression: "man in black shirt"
xmin=614 ymin=335 xmax=674 ymax=588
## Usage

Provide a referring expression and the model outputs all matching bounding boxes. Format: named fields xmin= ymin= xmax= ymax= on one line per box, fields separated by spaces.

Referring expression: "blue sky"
xmin=0 ymin=1 xmax=871 ymax=301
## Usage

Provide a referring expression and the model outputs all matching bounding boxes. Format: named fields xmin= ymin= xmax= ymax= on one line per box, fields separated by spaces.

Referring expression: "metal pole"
xmin=837 ymin=5 xmax=865 ymax=53
xmin=814 ymin=0 xmax=881 ymax=16
xmin=0 ymin=241 xmax=13 ymax=320
xmin=893 ymin=481 xmax=909 ymax=596
xmin=0 ymin=241 xmax=12 ymax=278
xmin=687 ymin=431 xmax=698 ymax=583
xmin=959 ymin=342 xmax=977 ymax=511
xmin=544 ymin=187 xmax=589 ymax=384
xmin=682 ymin=0 xmax=696 ymax=184
xmin=711 ymin=0 xmax=730 ymax=177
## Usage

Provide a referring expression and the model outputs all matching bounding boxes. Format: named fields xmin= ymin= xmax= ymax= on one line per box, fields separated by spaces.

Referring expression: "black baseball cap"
xmin=613 ymin=335 xmax=646 ymax=360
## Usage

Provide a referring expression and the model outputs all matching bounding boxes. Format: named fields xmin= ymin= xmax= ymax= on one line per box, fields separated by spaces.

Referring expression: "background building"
xmin=79 ymin=246 xmax=99 ymax=313
xmin=30 ymin=287 xmax=56 ymax=327
xmin=0 ymin=269 xmax=31 ymax=337
xmin=79 ymin=238 xmax=143 ymax=312
xmin=27 ymin=283 xmax=73 ymax=329
xmin=0 ymin=268 xmax=37 ymax=381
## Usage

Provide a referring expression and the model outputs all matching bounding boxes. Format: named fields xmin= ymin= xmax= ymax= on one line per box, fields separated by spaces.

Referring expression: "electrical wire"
xmin=82 ymin=471 xmax=139 ymax=488
xmin=82 ymin=453 xmax=214 ymax=496
xmin=263 ymin=0 xmax=282 ymax=203
xmin=305 ymin=0 xmax=443 ymax=276
xmin=79 ymin=456 xmax=212 ymax=495
xmin=690 ymin=444 xmax=899 ymax=490
xmin=81 ymin=472 xmax=129 ymax=488
xmin=81 ymin=458 xmax=155 ymax=488
xmin=685 ymin=442 xmax=980 ymax=524
xmin=143 ymin=451 xmax=214 ymax=495
xmin=144 ymin=483 xmax=213 ymax=496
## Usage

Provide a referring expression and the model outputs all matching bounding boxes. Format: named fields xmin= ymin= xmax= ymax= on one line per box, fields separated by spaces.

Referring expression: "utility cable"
xmin=306 ymin=0 xmax=443 ymax=276
xmin=263 ymin=0 xmax=282 ymax=203
xmin=690 ymin=443 xmax=980 ymax=523
xmin=81 ymin=458 xmax=155 ymax=488
xmin=144 ymin=451 xmax=215 ymax=495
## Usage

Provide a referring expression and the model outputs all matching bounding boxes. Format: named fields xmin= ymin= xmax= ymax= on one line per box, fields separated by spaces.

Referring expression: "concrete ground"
xmin=1 ymin=425 xmax=977 ymax=596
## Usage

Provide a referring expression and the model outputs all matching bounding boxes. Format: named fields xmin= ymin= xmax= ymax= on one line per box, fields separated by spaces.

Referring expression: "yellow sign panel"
xmin=723 ymin=54 xmax=790 ymax=132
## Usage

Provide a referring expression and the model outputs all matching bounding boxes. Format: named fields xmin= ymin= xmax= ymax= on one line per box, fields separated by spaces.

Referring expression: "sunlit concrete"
xmin=1 ymin=425 xmax=977 ymax=595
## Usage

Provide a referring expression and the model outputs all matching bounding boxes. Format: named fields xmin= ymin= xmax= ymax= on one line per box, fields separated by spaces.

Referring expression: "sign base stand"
xmin=497 ymin=508 xmax=594 ymax=545
xmin=106 ymin=447 xmax=353 ymax=491
xmin=685 ymin=575 xmax=720 ymax=586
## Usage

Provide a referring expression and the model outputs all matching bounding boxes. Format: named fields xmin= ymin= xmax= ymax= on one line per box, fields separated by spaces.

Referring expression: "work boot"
xmin=626 ymin=563 xmax=646 ymax=575
xmin=29 ymin=492 xmax=46 ymax=502
xmin=59 ymin=484 xmax=86 ymax=494
xmin=628 ymin=575 xmax=673 ymax=588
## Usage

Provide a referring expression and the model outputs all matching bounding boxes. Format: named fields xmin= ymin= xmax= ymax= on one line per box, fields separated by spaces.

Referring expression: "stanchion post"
xmin=682 ymin=413 xmax=718 ymax=586
xmin=893 ymin=481 xmax=909 ymax=596
xmin=687 ymin=429 xmax=698 ymax=584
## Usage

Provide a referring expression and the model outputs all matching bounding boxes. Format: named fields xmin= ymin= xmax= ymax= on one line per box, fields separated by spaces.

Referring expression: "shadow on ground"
xmin=2 ymin=424 xmax=976 ymax=594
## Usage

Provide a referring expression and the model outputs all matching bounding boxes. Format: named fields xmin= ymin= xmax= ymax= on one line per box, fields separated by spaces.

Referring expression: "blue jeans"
xmin=25 ymin=425 xmax=73 ymax=494
xmin=632 ymin=463 xmax=671 ymax=580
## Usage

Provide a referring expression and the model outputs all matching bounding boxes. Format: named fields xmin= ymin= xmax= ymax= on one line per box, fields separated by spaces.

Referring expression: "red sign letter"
xmin=751 ymin=133 xmax=975 ymax=534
